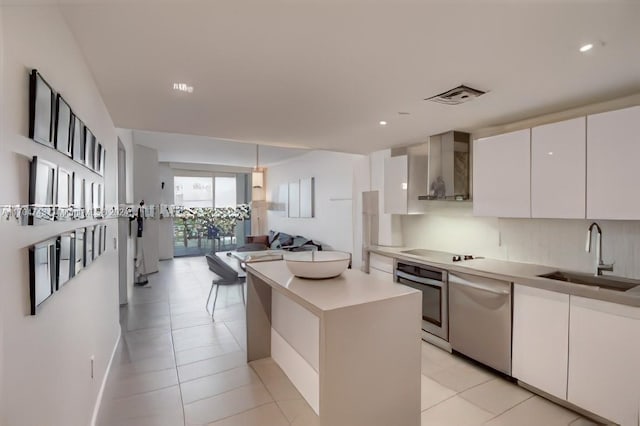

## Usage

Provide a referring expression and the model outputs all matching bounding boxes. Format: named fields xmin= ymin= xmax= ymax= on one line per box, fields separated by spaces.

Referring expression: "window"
xmin=214 ymin=176 xmax=236 ymax=208
xmin=174 ymin=176 xmax=212 ymax=208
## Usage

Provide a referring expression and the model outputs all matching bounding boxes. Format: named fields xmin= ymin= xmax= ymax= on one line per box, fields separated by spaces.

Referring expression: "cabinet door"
xmin=384 ymin=155 xmax=408 ymax=214
xmin=512 ymin=285 xmax=569 ymax=400
xmin=568 ymin=296 xmax=640 ymax=426
xmin=473 ymin=129 xmax=530 ymax=217
xmin=531 ymin=117 xmax=586 ymax=219
xmin=587 ymin=106 xmax=640 ymax=219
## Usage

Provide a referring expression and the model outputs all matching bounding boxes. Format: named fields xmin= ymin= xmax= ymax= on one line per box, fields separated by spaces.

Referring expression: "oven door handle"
xmin=449 ymin=275 xmax=510 ymax=295
xmin=396 ymin=271 xmax=444 ymax=288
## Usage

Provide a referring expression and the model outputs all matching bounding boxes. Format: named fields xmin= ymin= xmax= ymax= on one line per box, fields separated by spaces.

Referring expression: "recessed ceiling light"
xmin=173 ymin=82 xmax=194 ymax=93
xmin=379 ymin=121 xmax=388 ymax=126
xmin=579 ymin=43 xmax=593 ymax=53
xmin=398 ymin=112 xmax=411 ymax=116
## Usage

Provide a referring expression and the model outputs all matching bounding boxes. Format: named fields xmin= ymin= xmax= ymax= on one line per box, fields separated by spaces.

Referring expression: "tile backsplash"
xmin=402 ymin=210 xmax=640 ymax=279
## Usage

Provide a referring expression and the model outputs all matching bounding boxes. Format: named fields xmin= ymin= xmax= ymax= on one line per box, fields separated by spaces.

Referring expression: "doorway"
xmin=117 ymin=139 xmax=129 ymax=305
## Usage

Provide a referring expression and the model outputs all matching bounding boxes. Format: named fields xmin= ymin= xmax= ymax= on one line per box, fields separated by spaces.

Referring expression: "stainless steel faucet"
xmin=585 ymin=222 xmax=614 ymax=276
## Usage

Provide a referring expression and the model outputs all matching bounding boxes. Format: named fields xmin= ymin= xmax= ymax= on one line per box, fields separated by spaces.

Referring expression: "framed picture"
xmin=84 ymin=127 xmax=95 ymax=170
xmin=29 ymin=237 xmax=57 ymax=315
xmin=300 ymin=177 xmax=315 ymax=218
xmin=29 ymin=70 xmax=55 ymax=148
xmin=96 ymin=144 xmax=105 ymax=176
xmin=28 ymin=156 xmax=57 ymax=225
xmin=57 ymin=232 xmax=75 ymax=289
xmin=72 ymin=116 xmax=85 ymax=164
xmin=288 ymin=180 xmax=300 ymax=218
xmin=75 ymin=228 xmax=85 ymax=275
xmin=84 ymin=180 xmax=92 ymax=219
xmin=92 ymin=182 xmax=102 ymax=218
xmin=73 ymin=178 xmax=85 ymax=220
xmin=56 ymin=167 xmax=74 ymax=221
xmin=54 ymin=94 xmax=73 ymax=157
xmin=100 ymin=147 xmax=106 ymax=176
xmin=85 ymin=226 xmax=94 ymax=266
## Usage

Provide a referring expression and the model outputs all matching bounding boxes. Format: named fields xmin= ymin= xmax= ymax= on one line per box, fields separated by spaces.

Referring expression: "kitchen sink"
xmin=538 ymin=271 xmax=640 ymax=293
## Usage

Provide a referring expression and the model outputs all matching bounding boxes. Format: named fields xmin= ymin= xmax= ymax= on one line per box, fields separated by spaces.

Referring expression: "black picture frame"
xmin=28 ymin=156 xmax=57 ymax=225
xmin=85 ymin=127 xmax=95 ymax=170
xmin=96 ymin=143 xmax=104 ymax=176
xmin=85 ymin=226 xmax=94 ymax=266
xmin=102 ymin=225 xmax=107 ymax=254
xmin=72 ymin=116 xmax=85 ymax=164
xmin=97 ymin=225 xmax=103 ymax=256
xmin=54 ymin=94 xmax=73 ymax=157
xmin=100 ymin=148 xmax=106 ymax=176
xmin=75 ymin=228 xmax=85 ymax=275
xmin=29 ymin=237 xmax=57 ymax=315
xmin=29 ymin=70 xmax=55 ymax=148
xmin=57 ymin=232 xmax=75 ymax=289
xmin=56 ymin=167 xmax=74 ymax=221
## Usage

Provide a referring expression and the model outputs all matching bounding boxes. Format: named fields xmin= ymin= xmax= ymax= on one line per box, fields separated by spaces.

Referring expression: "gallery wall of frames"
xmin=27 ymin=69 xmax=108 ymax=315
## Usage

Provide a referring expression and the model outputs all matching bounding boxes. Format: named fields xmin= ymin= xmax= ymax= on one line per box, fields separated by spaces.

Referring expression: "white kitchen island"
xmin=246 ymin=260 xmax=422 ymax=426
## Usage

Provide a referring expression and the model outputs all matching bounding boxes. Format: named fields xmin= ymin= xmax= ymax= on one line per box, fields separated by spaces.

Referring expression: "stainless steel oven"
xmin=394 ymin=260 xmax=448 ymax=342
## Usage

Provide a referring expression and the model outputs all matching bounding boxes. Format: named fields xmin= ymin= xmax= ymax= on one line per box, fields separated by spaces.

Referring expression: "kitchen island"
xmin=245 ymin=260 xmax=422 ymax=426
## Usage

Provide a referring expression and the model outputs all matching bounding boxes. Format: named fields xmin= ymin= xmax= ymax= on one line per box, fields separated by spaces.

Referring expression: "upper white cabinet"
xmin=369 ymin=149 xmax=403 ymax=246
xmin=384 ymin=155 xmax=408 ymax=215
xmin=473 ymin=129 xmax=531 ymax=217
xmin=531 ymin=117 xmax=586 ymax=219
xmin=568 ymin=296 xmax=640 ymax=426
xmin=512 ymin=285 xmax=569 ymax=400
xmin=587 ymin=106 xmax=640 ymax=219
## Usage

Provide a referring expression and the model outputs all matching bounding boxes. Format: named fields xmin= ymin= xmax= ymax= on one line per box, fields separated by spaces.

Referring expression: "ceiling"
xmin=10 ymin=0 xmax=640 ymax=154
xmin=133 ymin=130 xmax=309 ymax=167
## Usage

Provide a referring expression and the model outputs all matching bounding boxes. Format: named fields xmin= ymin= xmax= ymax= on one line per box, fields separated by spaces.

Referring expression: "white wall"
xmin=0 ymin=6 xmax=121 ymax=426
xmin=266 ymin=150 xmax=367 ymax=268
xmin=133 ymin=144 xmax=160 ymax=273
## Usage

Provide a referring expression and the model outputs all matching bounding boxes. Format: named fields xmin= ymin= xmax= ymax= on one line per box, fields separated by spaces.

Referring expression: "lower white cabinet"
xmin=512 ymin=284 xmax=569 ymax=400
xmin=568 ymin=296 xmax=640 ymax=426
xmin=368 ymin=253 xmax=394 ymax=282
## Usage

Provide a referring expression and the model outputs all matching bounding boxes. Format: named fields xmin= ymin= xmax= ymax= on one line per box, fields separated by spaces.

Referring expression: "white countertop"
xmin=369 ymin=246 xmax=640 ymax=307
xmin=246 ymin=260 xmax=419 ymax=315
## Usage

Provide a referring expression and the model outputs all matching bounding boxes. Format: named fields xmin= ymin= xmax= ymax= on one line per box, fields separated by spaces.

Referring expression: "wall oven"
xmin=394 ymin=260 xmax=448 ymax=343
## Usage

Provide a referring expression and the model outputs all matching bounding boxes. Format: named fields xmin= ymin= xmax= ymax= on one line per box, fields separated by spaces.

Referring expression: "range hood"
xmin=417 ymin=131 xmax=470 ymax=201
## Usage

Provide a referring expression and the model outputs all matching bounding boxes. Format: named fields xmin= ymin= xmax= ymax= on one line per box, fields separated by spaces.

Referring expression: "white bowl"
xmin=284 ymin=251 xmax=351 ymax=279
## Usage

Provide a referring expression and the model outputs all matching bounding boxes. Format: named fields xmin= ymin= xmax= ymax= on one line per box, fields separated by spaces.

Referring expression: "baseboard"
xmin=90 ymin=327 xmax=122 ymax=426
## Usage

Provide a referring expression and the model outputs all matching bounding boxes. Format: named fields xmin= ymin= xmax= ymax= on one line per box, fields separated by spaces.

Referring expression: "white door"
xmin=512 ymin=285 xmax=569 ymax=399
xmin=531 ymin=117 xmax=586 ymax=218
xmin=568 ymin=296 xmax=640 ymax=426
xmin=473 ymin=129 xmax=531 ymax=217
xmin=587 ymin=106 xmax=640 ymax=219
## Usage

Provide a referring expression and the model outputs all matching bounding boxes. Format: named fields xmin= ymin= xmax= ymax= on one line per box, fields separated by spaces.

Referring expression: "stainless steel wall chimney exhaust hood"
xmin=418 ymin=131 xmax=470 ymax=201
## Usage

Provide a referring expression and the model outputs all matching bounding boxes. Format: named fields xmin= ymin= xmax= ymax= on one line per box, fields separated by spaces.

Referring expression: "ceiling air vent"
xmin=425 ymin=85 xmax=485 ymax=105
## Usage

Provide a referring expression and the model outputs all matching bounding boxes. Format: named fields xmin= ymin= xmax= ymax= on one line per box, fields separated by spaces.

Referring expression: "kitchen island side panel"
xmin=320 ymin=293 xmax=422 ymax=426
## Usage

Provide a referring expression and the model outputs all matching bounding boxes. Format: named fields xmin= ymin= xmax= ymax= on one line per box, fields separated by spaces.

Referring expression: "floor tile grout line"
xmin=480 ymin=394 xmax=536 ymax=424
xmin=248 ymin=363 xmax=294 ymax=425
xmin=109 ymin=382 xmax=182 ymax=402
xmin=181 ymin=380 xmax=264 ymax=407
xmin=178 ymin=360 xmax=249 ymax=385
xmin=167 ymin=284 xmax=188 ymax=426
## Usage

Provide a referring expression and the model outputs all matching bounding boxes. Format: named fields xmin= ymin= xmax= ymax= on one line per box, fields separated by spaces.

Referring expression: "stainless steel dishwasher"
xmin=449 ymin=272 xmax=512 ymax=375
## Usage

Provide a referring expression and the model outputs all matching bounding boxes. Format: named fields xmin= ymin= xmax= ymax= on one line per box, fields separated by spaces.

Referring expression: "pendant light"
xmin=252 ymin=144 xmax=264 ymax=188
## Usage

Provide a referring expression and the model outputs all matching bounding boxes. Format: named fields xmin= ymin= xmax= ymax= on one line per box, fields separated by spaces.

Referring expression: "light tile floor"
xmin=97 ymin=257 xmax=601 ymax=426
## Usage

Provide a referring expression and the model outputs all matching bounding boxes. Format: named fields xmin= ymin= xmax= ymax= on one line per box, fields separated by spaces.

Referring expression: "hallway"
xmin=97 ymin=257 xmax=314 ymax=426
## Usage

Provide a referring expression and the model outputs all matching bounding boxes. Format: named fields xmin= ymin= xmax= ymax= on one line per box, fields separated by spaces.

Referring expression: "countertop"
xmin=246 ymin=259 xmax=420 ymax=316
xmin=369 ymin=245 xmax=640 ymax=308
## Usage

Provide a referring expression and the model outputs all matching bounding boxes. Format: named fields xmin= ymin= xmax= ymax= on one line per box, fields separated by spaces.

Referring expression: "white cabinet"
xmin=568 ymin=296 xmax=640 ymax=426
xmin=587 ymin=106 xmax=640 ymax=219
xmin=512 ymin=285 xmax=570 ymax=400
xmin=368 ymin=252 xmax=394 ymax=282
xmin=369 ymin=149 xmax=403 ymax=246
xmin=473 ymin=129 xmax=531 ymax=217
xmin=384 ymin=155 xmax=408 ymax=215
xmin=531 ymin=117 xmax=586 ymax=219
